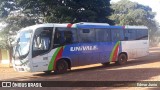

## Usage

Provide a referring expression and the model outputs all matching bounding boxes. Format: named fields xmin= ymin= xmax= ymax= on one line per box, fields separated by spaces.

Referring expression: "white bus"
xmin=12 ymin=23 xmax=149 ymax=74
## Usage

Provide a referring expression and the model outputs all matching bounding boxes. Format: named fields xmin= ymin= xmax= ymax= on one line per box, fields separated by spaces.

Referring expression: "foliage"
xmin=17 ymin=0 xmax=114 ymax=24
xmin=110 ymin=0 xmax=159 ymax=46
xmin=110 ymin=0 xmax=156 ymax=25
xmin=0 ymin=0 xmax=35 ymax=49
xmin=0 ymin=0 xmax=18 ymax=18
xmin=0 ymin=0 xmax=114 ymax=49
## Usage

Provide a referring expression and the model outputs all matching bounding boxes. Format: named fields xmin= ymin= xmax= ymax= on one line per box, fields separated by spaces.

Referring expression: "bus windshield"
xmin=13 ymin=29 xmax=33 ymax=59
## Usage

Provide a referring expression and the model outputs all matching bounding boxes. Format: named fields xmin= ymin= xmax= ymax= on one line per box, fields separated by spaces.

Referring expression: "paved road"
xmin=1 ymin=47 xmax=160 ymax=90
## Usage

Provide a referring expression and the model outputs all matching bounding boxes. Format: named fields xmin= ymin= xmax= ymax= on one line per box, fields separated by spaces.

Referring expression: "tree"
xmin=110 ymin=0 xmax=155 ymax=25
xmin=110 ymin=0 xmax=159 ymax=46
xmin=0 ymin=0 xmax=38 ymax=49
xmin=0 ymin=0 xmax=18 ymax=18
xmin=17 ymin=0 xmax=114 ymax=24
xmin=0 ymin=0 xmax=114 ymax=49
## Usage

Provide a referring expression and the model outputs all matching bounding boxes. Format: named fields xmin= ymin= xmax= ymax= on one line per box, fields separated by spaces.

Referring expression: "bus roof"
xmin=32 ymin=23 xmax=70 ymax=28
xmin=26 ymin=23 xmax=123 ymax=29
xmin=21 ymin=23 xmax=70 ymax=31
xmin=20 ymin=23 xmax=148 ymax=31
xmin=125 ymin=26 xmax=148 ymax=29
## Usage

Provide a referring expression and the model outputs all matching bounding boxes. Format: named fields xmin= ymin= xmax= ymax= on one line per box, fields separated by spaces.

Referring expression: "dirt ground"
xmin=1 ymin=47 xmax=160 ymax=90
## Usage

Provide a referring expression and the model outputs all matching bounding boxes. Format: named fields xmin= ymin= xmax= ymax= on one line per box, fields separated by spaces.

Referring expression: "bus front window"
xmin=13 ymin=30 xmax=32 ymax=60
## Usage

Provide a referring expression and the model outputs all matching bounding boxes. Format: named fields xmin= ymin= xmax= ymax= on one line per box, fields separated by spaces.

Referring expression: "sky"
xmin=111 ymin=0 xmax=160 ymax=24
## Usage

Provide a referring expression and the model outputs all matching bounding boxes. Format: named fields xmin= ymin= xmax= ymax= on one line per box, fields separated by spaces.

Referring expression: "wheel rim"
xmin=58 ymin=62 xmax=66 ymax=71
xmin=119 ymin=54 xmax=127 ymax=64
xmin=56 ymin=60 xmax=68 ymax=73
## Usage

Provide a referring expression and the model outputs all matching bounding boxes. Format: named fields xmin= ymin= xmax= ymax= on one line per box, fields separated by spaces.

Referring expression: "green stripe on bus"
xmin=109 ymin=41 xmax=120 ymax=62
xmin=48 ymin=47 xmax=61 ymax=71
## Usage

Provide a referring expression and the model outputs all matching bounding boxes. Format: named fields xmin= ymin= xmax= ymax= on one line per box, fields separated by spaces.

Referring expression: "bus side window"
xmin=111 ymin=29 xmax=123 ymax=41
xmin=64 ymin=31 xmax=73 ymax=44
xmin=53 ymin=28 xmax=77 ymax=48
xmin=124 ymin=29 xmax=148 ymax=41
xmin=136 ymin=29 xmax=148 ymax=40
xmin=96 ymin=29 xmax=111 ymax=42
xmin=127 ymin=29 xmax=136 ymax=40
xmin=70 ymin=28 xmax=78 ymax=43
xmin=78 ymin=29 xmax=96 ymax=43
xmin=124 ymin=29 xmax=128 ymax=40
xmin=104 ymin=29 xmax=111 ymax=42
xmin=53 ymin=30 xmax=64 ymax=46
xmin=96 ymin=29 xmax=105 ymax=42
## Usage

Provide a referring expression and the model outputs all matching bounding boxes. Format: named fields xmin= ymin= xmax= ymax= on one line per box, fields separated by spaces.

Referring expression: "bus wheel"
xmin=54 ymin=59 xmax=68 ymax=74
xmin=101 ymin=62 xmax=110 ymax=66
xmin=116 ymin=53 xmax=127 ymax=65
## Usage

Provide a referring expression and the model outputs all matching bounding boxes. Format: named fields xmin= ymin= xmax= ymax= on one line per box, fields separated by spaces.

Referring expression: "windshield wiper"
xmin=13 ymin=38 xmax=21 ymax=60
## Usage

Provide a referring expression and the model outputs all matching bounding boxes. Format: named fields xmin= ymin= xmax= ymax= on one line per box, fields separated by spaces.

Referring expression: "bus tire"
xmin=116 ymin=53 xmax=127 ymax=65
xmin=54 ymin=59 xmax=68 ymax=74
xmin=101 ymin=62 xmax=110 ymax=66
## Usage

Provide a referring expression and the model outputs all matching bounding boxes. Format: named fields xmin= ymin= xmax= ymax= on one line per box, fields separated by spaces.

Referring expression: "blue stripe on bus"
xmin=61 ymin=42 xmax=122 ymax=67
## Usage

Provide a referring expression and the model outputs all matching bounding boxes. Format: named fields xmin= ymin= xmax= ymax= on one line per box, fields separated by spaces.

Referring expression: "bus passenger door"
xmin=31 ymin=27 xmax=53 ymax=72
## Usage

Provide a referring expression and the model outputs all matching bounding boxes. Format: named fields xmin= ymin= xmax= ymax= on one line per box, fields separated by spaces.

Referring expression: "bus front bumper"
xmin=13 ymin=66 xmax=31 ymax=72
xmin=12 ymin=60 xmax=31 ymax=72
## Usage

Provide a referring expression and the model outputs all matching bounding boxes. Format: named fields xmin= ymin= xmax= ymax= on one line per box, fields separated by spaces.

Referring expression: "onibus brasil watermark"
xmin=1 ymin=82 xmax=42 ymax=87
